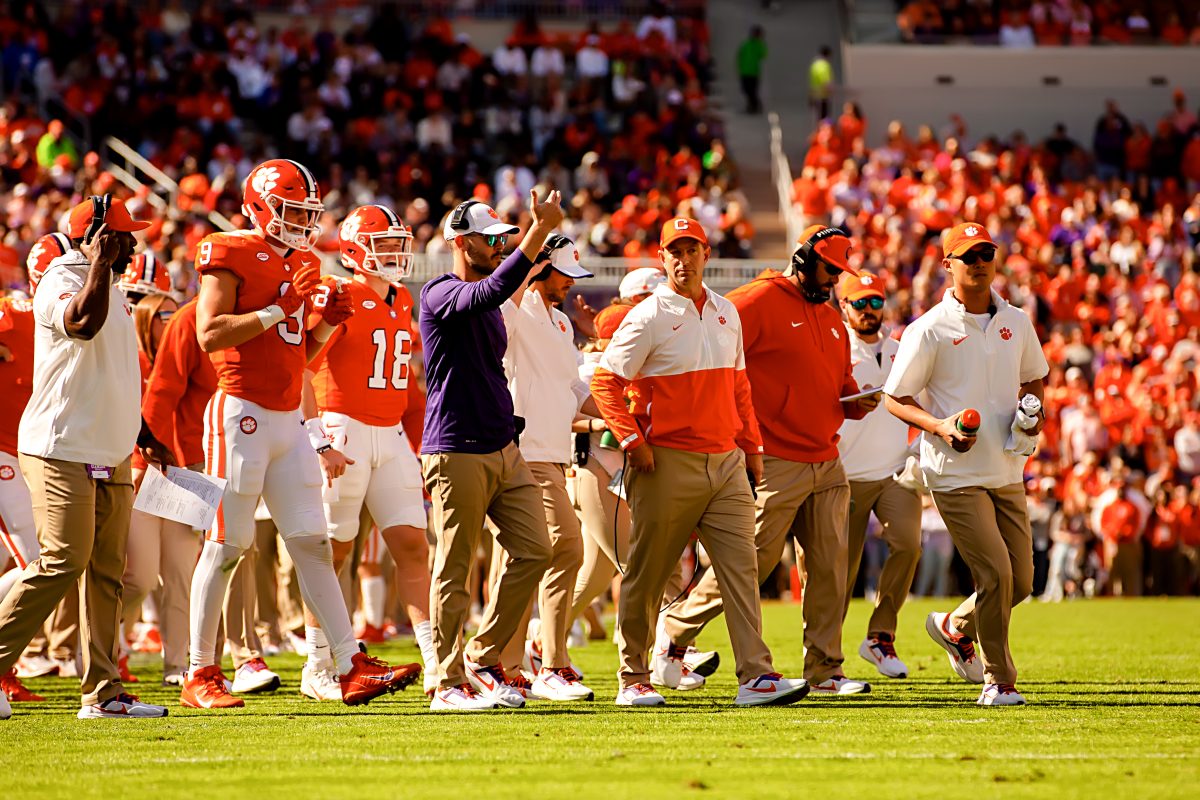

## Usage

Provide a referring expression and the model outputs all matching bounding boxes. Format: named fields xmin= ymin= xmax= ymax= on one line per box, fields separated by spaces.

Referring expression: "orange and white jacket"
xmin=590 ymin=283 xmax=763 ymax=455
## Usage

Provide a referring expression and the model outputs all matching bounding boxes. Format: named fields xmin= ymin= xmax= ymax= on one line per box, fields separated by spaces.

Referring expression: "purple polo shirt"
xmin=419 ymin=250 xmax=535 ymax=454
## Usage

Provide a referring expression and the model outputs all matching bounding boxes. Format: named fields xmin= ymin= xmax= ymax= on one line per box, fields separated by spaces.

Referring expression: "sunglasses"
xmin=956 ymin=246 xmax=996 ymax=266
xmin=849 ymin=297 xmax=884 ymax=311
xmin=482 ymin=233 xmax=508 ymax=248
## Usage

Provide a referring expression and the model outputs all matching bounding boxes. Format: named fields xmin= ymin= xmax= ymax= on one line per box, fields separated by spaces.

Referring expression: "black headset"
xmin=531 ymin=233 xmax=572 ymax=282
xmin=84 ymin=194 xmax=112 ymax=244
xmin=448 ymin=199 xmax=481 ymax=232
xmin=788 ymin=226 xmax=847 ymax=276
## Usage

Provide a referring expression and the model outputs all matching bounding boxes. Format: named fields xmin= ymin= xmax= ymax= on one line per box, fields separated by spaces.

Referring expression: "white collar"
xmin=654 ymin=281 xmax=718 ymax=315
xmin=941 ymin=287 xmax=1007 ymax=316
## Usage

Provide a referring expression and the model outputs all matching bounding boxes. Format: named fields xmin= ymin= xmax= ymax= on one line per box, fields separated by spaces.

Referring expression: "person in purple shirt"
xmin=419 ymin=190 xmax=564 ymax=711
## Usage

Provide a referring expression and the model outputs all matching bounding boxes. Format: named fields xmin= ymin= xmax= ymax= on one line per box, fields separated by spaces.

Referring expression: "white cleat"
xmin=651 ymin=648 xmax=705 ymax=691
xmin=735 ymin=673 xmax=810 ymax=707
xmin=162 ymin=671 xmax=185 ymax=687
xmin=809 ymin=675 xmax=872 ymax=695
xmin=77 ymin=693 xmax=168 ymax=718
xmin=683 ymin=646 xmax=720 ymax=677
xmin=230 ymin=658 xmax=281 ymax=693
xmin=465 ymin=660 xmax=526 ymax=708
xmin=531 ymin=667 xmax=594 ymax=701
xmin=14 ymin=655 xmax=58 ymax=678
xmin=300 ymin=663 xmax=342 ymax=701
xmin=977 ymin=683 xmax=1026 ymax=706
xmin=55 ymin=657 xmax=80 ymax=679
xmin=429 ymin=684 xmax=497 ymax=711
xmin=0 ymin=689 xmax=11 ymax=720
xmin=859 ymin=633 xmax=908 ymax=679
xmin=615 ymin=683 xmax=665 ymax=707
xmin=925 ymin=612 xmax=985 ymax=684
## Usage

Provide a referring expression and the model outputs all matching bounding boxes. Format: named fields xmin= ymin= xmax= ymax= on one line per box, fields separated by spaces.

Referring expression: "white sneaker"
xmin=0 ymin=689 xmax=10 ymax=720
xmin=650 ymin=649 xmax=705 ymax=690
xmin=162 ymin=671 xmax=185 ymax=687
xmin=978 ymin=683 xmax=1026 ymax=706
xmin=300 ymin=663 xmax=342 ymax=701
xmin=231 ymin=658 xmax=281 ymax=693
xmin=683 ymin=646 xmax=720 ymax=677
xmin=615 ymin=683 xmax=665 ymax=707
xmin=925 ymin=612 xmax=984 ymax=684
xmin=15 ymin=655 xmax=57 ymax=678
xmin=859 ymin=633 xmax=908 ymax=679
xmin=465 ymin=660 xmax=526 ymax=708
xmin=55 ymin=657 xmax=79 ymax=679
xmin=287 ymin=630 xmax=310 ymax=657
xmin=429 ymin=684 xmax=497 ymax=711
xmin=735 ymin=673 xmax=810 ymax=707
xmin=531 ymin=668 xmax=594 ymax=701
xmin=523 ymin=638 xmax=543 ymax=675
xmin=809 ymin=675 xmax=872 ymax=695
xmin=77 ymin=693 xmax=168 ymax=718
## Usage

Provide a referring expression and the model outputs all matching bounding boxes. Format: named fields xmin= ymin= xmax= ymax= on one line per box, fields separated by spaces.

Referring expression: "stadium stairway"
xmin=708 ymin=0 xmax=844 ymax=260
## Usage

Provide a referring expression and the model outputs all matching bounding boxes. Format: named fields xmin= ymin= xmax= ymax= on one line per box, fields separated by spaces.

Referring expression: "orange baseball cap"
xmin=840 ymin=272 xmax=884 ymax=301
xmin=67 ymin=197 xmax=152 ymax=239
xmin=660 ymin=217 xmax=708 ymax=248
xmin=942 ymin=222 xmax=995 ymax=258
xmin=595 ymin=304 xmax=633 ymax=339
xmin=797 ymin=224 xmax=858 ymax=276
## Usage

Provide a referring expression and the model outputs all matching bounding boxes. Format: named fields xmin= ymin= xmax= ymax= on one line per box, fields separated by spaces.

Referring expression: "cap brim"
xmin=948 ymin=237 xmax=994 ymax=257
xmin=115 ymin=221 xmax=153 ymax=233
xmin=844 ymin=288 xmax=883 ymax=301
xmin=551 ymin=263 xmax=593 ymax=279
xmin=479 ymin=222 xmax=520 ymax=236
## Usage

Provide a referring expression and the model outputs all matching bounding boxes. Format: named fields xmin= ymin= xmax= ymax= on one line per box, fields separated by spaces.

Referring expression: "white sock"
xmin=414 ymin=620 xmax=436 ymax=668
xmin=189 ymin=540 xmax=243 ymax=673
xmin=285 ymin=534 xmax=358 ymax=673
xmin=946 ymin=616 xmax=961 ymax=636
xmin=305 ymin=625 xmax=332 ymax=670
xmin=361 ymin=575 xmax=386 ymax=628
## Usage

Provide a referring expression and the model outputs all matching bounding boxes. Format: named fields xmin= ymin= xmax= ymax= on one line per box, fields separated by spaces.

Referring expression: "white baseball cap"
xmin=538 ymin=236 xmax=593 ymax=279
xmin=442 ymin=199 xmax=520 ymax=241
xmin=619 ymin=267 xmax=665 ymax=299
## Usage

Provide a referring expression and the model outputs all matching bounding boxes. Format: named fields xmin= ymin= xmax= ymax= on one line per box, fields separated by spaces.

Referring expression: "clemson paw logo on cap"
xmin=964 ymin=225 xmax=979 ymax=237
xmin=486 ymin=208 xmax=500 ymax=219
xmin=239 ymin=416 xmax=258 ymax=434
xmin=0 ymin=465 xmax=14 ymax=481
xmin=251 ymin=166 xmax=280 ymax=195
xmin=860 ymin=276 xmax=873 ymax=285
xmin=340 ymin=213 xmax=362 ymax=241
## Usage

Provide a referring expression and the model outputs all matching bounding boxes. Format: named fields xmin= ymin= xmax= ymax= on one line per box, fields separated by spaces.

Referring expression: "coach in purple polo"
xmin=419 ymin=190 xmax=563 ymax=712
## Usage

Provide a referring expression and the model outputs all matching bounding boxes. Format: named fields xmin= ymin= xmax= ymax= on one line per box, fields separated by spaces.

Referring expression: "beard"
xmin=799 ymin=276 xmax=832 ymax=303
xmin=854 ymin=316 xmax=882 ymax=336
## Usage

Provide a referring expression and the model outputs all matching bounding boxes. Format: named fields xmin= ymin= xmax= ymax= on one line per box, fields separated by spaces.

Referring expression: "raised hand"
xmin=529 ymin=188 xmax=564 ymax=232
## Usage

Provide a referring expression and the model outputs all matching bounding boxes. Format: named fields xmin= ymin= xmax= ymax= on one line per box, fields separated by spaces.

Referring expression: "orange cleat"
xmin=118 ymin=653 xmax=139 ymax=683
xmin=131 ymin=625 xmax=162 ymax=654
xmin=0 ymin=669 xmax=44 ymax=702
xmin=180 ymin=665 xmax=245 ymax=709
xmin=339 ymin=652 xmax=420 ymax=706
xmin=356 ymin=623 xmax=387 ymax=645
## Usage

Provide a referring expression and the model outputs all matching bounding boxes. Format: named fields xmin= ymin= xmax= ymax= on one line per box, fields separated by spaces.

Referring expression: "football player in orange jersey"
xmin=183 ymin=159 xmax=420 ymax=710
xmin=295 ymin=204 xmax=439 ymax=699
xmin=0 ymin=237 xmax=61 ymax=704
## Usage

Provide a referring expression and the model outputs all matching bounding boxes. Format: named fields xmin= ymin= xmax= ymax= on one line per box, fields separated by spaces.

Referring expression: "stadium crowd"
xmin=897 ymin=0 xmax=1200 ymax=45
xmin=793 ymin=93 xmax=1200 ymax=598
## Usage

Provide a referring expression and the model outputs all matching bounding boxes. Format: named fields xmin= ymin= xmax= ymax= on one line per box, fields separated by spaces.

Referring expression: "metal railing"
xmin=102 ymin=137 xmax=237 ymax=233
xmin=768 ymin=112 xmax=802 ymax=248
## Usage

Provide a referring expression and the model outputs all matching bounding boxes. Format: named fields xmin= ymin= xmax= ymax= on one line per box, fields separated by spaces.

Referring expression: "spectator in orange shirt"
xmin=1099 ymin=476 xmax=1143 ymax=595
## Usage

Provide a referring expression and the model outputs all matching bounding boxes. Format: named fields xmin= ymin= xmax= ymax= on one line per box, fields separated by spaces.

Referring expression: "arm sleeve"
xmin=423 ymin=251 xmax=536 ymax=320
xmin=590 ymin=310 xmax=654 ymax=450
xmin=884 ymin=324 xmax=933 ymax=399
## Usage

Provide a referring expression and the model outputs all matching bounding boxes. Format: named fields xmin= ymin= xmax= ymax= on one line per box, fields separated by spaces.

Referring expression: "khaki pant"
xmin=0 ymin=456 xmax=133 ymax=706
xmin=223 ymin=548 xmax=264 ymax=667
xmin=423 ymin=444 xmax=552 ymax=689
xmin=570 ymin=456 xmax=630 ymax=619
xmin=932 ymin=484 xmax=1033 ymax=686
xmin=661 ymin=455 xmax=849 ymax=683
xmin=23 ymin=584 xmax=80 ymax=663
xmin=620 ymin=446 xmax=773 ymax=687
xmin=844 ymin=477 xmax=922 ymax=636
xmin=121 ymin=508 xmax=202 ymax=676
xmin=528 ymin=462 xmax=584 ymax=669
xmin=1107 ymin=539 xmax=1143 ymax=597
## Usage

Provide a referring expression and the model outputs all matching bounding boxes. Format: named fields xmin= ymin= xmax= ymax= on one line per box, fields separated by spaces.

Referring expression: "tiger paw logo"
xmin=486 ymin=208 xmax=500 ymax=220
xmin=1000 ymin=327 xmax=1012 ymax=341
xmin=964 ymin=225 xmax=979 ymax=237
xmin=239 ymin=416 xmax=258 ymax=434
xmin=718 ymin=315 xmax=727 ymax=325
xmin=340 ymin=212 xmax=362 ymax=241
xmin=0 ymin=465 xmax=14 ymax=481
xmin=251 ymin=166 xmax=280 ymax=195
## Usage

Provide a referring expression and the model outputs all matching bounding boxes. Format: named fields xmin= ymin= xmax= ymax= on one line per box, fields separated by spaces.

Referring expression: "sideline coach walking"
xmin=0 ymin=198 xmax=167 ymax=720
xmin=884 ymin=222 xmax=1048 ymax=707
xmin=420 ymin=191 xmax=561 ymax=712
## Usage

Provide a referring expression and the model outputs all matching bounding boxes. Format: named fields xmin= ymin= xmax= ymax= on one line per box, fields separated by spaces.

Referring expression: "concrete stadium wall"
xmin=842 ymin=45 xmax=1200 ymax=147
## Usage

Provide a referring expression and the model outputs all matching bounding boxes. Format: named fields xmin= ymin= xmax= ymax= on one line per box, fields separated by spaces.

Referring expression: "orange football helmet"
xmin=338 ymin=204 xmax=413 ymax=281
xmin=119 ymin=252 xmax=172 ymax=298
xmin=241 ymin=159 xmax=324 ymax=251
xmin=26 ymin=232 xmax=71 ymax=293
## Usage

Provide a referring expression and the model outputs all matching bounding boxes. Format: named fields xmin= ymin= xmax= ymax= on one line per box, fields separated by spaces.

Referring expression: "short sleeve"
xmin=884 ymin=322 xmax=933 ymax=399
xmin=34 ymin=267 xmax=83 ymax=338
xmin=1018 ymin=314 xmax=1050 ymax=383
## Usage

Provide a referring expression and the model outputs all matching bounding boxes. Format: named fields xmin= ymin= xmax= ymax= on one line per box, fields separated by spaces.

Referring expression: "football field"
xmin=2 ymin=598 xmax=1196 ymax=799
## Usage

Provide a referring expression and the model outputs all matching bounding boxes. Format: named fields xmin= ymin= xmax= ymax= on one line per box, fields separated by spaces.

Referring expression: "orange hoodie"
xmin=727 ymin=272 xmax=865 ymax=463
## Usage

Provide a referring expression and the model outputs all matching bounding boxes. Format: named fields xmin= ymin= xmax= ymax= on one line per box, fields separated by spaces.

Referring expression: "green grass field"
xmin=2 ymin=598 xmax=1197 ymax=799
